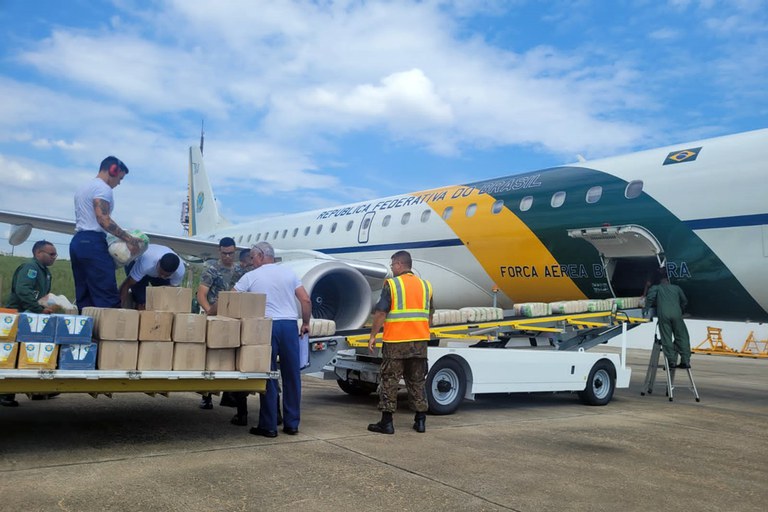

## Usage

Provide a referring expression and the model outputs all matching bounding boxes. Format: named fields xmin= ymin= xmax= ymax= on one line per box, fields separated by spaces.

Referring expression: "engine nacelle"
xmin=8 ymin=223 xmax=33 ymax=246
xmin=280 ymin=259 xmax=373 ymax=331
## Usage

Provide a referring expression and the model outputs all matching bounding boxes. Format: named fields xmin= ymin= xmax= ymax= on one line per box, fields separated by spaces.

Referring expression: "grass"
xmin=0 ymin=255 xmax=203 ymax=308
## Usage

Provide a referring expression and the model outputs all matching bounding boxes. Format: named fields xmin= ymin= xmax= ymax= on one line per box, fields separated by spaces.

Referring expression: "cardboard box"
xmin=240 ymin=317 xmax=272 ymax=346
xmin=16 ymin=313 xmax=57 ymax=342
xmin=173 ymin=343 xmax=206 ymax=370
xmin=205 ymin=348 xmax=236 ymax=371
xmin=146 ymin=286 xmax=193 ymax=313
xmin=206 ymin=316 xmax=241 ymax=348
xmin=172 ymin=313 xmax=206 ymax=343
xmin=83 ymin=308 xmax=139 ymax=341
xmin=97 ymin=340 xmax=139 ymax=370
xmin=17 ymin=342 xmax=58 ymax=369
xmin=0 ymin=342 xmax=18 ymax=369
xmin=58 ymin=342 xmax=98 ymax=370
xmin=137 ymin=341 xmax=174 ymax=370
xmin=138 ymin=311 xmax=174 ymax=341
xmin=236 ymin=345 xmax=272 ymax=373
xmin=217 ymin=291 xmax=266 ymax=319
xmin=1 ymin=313 xmax=18 ymax=341
xmin=54 ymin=314 xmax=94 ymax=344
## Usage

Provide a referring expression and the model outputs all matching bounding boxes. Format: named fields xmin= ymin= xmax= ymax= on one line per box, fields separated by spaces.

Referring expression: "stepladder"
xmin=641 ymin=335 xmax=701 ymax=402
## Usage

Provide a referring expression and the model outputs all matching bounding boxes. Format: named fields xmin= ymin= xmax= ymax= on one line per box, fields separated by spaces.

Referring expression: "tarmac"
xmin=0 ymin=348 xmax=765 ymax=512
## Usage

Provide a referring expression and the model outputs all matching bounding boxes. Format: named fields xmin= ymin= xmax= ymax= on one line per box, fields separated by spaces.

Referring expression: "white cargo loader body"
xmin=324 ymin=310 xmax=641 ymax=414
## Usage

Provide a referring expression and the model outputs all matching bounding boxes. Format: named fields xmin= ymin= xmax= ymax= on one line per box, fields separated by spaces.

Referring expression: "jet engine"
xmin=8 ymin=223 xmax=33 ymax=246
xmin=280 ymin=259 xmax=374 ymax=331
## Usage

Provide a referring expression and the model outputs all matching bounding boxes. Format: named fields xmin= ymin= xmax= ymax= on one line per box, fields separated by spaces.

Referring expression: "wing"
xmin=0 ymin=209 xmax=222 ymax=261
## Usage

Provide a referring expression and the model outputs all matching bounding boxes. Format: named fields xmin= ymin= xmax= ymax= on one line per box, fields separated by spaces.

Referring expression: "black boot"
xmin=413 ymin=412 xmax=426 ymax=433
xmin=367 ymin=411 xmax=394 ymax=434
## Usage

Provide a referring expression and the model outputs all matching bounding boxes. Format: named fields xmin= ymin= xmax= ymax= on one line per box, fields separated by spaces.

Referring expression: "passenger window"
xmin=491 ymin=199 xmax=504 ymax=214
xmin=551 ymin=191 xmax=566 ymax=208
xmin=382 ymin=215 xmax=391 ymax=227
xmin=264 ymin=232 xmax=269 ymax=241
xmin=625 ymin=180 xmax=644 ymax=199
xmin=256 ymin=233 xmax=261 ymax=241
xmin=238 ymin=235 xmax=243 ymax=243
xmin=401 ymin=212 xmax=411 ymax=225
xmin=282 ymin=229 xmax=287 ymax=239
xmin=247 ymin=234 xmax=252 ymax=243
xmin=331 ymin=222 xmax=337 ymax=233
xmin=519 ymin=196 xmax=533 ymax=212
xmin=292 ymin=228 xmax=298 ymax=237
xmin=316 ymin=225 xmax=323 ymax=234
xmin=346 ymin=220 xmax=354 ymax=231
xmin=362 ymin=218 xmax=371 ymax=230
xmin=420 ymin=210 xmax=431 ymax=223
xmin=273 ymin=230 xmax=279 ymax=239
xmin=304 ymin=226 xmax=310 ymax=236
xmin=586 ymin=186 xmax=602 ymax=204
xmin=465 ymin=203 xmax=477 ymax=217
xmin=442 ymin=206 xmax=453 ymax=220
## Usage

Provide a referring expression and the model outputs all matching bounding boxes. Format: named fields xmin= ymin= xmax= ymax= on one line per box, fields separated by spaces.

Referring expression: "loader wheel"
xmin=426 ymin=358 xmax=466 ymax=415
xmin=337 ymin=378 xmax=377 ymax=396
xmin=579 ymin=360 xmax=616 ymax=406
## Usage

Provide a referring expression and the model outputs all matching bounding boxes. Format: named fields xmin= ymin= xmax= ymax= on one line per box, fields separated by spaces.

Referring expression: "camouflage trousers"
xmin=378 ymin=340 xmax=428 ymax=413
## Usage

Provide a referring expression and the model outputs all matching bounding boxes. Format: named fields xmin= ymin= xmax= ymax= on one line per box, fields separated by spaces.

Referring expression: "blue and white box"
xmin=58 ymin=342 xmax=98 ymax=370
xmin=54 ymin=315 xmax=94 ymax=344
xmin=16 ymin=313 xmax=57 ymax=342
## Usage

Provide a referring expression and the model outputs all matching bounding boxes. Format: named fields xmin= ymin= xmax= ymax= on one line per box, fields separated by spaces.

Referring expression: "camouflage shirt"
xmin=199 ymin=260 xmax=243 ymax=305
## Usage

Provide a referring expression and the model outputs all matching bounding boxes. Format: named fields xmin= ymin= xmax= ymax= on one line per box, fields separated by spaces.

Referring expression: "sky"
xmin=0 ymin=0 xmax=766 ymax=256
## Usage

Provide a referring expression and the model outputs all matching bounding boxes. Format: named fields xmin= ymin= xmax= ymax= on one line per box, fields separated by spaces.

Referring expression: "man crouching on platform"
xmin=367 ymin=250 xmax=434 ymax=434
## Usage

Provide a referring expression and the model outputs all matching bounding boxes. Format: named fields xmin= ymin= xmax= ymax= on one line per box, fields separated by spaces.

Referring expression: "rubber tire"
xmin=336 ymin=378 xmax=377 ymax=396
xmin=426 ymin=358 xmax=466 ymax=415
xmin=579 ymin=360 xmax=616 ymax=406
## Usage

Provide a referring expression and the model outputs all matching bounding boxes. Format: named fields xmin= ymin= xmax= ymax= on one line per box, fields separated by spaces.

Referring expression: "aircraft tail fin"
xmin=187 ymin=145 xmax=228 ymax=236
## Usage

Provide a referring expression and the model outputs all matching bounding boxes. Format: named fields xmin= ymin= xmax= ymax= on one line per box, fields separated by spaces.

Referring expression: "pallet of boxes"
xmin=0 ymin=288 xmax=272 ymax=398
xmin=85 ymin=287 xmax=272 ymax=375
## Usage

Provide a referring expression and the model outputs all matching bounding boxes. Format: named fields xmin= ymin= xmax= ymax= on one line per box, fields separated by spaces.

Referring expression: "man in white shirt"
xmin=70 ymin=156 xmax=141 ymax=310
xmin=234 ymin=242 xmax=311 ymax=437
xmin=119 ymin=244 xmax=185 ymax=309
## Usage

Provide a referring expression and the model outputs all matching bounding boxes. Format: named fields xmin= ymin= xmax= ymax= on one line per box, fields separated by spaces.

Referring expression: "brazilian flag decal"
xmin=663 ymin=147 xmax=702 ymax=165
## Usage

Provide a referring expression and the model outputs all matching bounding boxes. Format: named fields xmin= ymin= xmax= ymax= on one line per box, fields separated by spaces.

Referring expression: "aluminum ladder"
xmin=641 ymin=335 xmax=700 ymax=402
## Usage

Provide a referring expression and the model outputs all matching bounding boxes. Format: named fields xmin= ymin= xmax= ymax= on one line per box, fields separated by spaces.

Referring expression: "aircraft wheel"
xmin=426 ymin=358 xmax=466 ymax=415
xmin=579 ymin=360 xmax=616 ymax=406
xmin=336 ymin=378 xmax=377 ymax=396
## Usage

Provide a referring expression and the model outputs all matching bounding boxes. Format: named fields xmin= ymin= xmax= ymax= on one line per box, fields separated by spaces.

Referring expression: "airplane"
xmin=2 ymin=128 xmax=767 ymax=329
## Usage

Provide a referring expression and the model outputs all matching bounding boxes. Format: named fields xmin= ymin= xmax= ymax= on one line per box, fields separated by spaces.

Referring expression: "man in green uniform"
xmin=644 ymin=271 xmax=692 ymax=368
xmin=2 ymin=240 xmax=58 ymax=407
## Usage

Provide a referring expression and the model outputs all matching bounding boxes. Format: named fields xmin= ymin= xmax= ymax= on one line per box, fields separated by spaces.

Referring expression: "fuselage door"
xmin=568 ymin=224 xmax=666 ymax=297
xmin=358 ymin=211 xmax=376 ymax=244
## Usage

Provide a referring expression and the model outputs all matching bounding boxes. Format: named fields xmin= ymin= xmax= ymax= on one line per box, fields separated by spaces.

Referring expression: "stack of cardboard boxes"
xmin=0 ymin=287 xmax=272 ymax=373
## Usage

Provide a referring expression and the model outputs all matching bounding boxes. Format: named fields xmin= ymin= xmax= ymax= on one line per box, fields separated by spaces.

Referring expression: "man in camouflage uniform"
xmin=367 ymin=250 xmax=433 ymax=434
xmin=196 ymin=237 xmax=243 ymax=410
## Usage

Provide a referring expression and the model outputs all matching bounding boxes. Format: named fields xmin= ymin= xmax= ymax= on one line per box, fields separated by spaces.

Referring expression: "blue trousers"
xmin=124 ymin=261 xmax=171 ymax=305
xmin=259 ymin=320 xmax=301 ymax=431
xmin=70 ymin=231 xmax=120 ymax=311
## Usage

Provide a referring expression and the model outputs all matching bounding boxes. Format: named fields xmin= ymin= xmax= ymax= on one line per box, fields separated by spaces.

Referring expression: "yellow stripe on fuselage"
xmin=421 ymin=186 xmax=587 ymax=303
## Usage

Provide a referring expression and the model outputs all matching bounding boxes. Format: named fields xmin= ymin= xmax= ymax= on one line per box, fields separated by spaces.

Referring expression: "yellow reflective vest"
xmin=382 ymin=272 xmax=433 ymax=343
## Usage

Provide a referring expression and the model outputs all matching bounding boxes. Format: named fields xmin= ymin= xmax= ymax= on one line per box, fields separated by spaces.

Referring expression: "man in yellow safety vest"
xmin=367 ymin=250 xmax=434 ymax=434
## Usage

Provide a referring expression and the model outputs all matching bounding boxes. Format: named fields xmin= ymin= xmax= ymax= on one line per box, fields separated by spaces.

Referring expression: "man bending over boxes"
xmin=119 ymin=244 xmax=185 ymax=310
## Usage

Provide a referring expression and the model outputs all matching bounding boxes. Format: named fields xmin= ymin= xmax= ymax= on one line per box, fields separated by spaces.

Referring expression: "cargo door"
xmin=357 ymin=211 xmax=375 ymax=244
xmin=567 ymin=224 xmax=665 ymax=297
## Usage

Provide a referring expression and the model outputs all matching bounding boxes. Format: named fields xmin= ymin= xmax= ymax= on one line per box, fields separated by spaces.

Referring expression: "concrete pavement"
xmin=0 ymin=348 xmax=765 ymax=512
